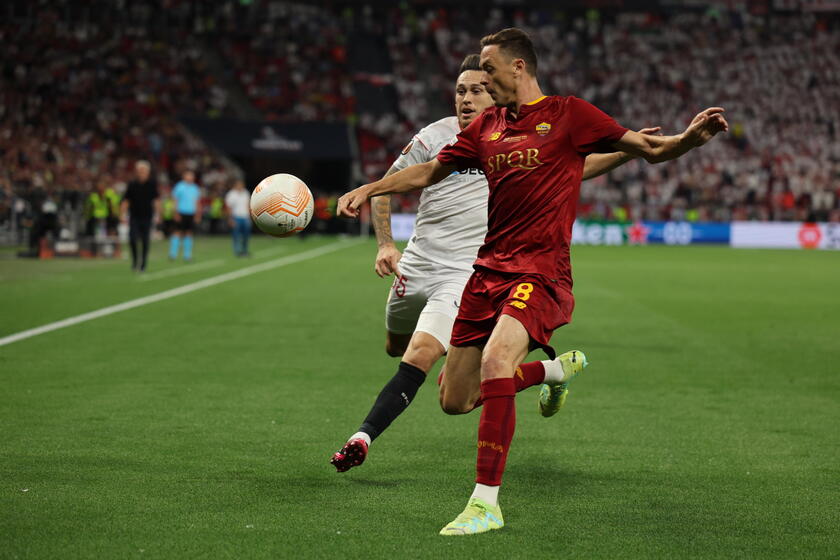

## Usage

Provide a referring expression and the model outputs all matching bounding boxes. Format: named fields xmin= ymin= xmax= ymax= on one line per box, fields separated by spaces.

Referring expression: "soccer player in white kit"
xmin=331 ymin=54 xmax=656 ymax=472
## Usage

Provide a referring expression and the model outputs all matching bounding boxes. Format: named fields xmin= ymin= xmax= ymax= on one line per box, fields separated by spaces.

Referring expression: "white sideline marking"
xmin=137 ymin=259 xmax=225 ymax=282
xmin=0 ymin=240 xmax=359 ymax=348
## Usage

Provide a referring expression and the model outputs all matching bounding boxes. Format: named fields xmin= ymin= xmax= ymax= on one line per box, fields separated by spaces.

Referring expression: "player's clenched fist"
xmin=337 ymin=185 xmax=370 ymax=218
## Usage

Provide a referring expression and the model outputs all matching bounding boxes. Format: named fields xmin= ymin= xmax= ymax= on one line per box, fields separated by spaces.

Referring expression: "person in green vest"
xmin=85 ymin=179 xmax=110 ymax=237
xmin=104 ymin=185 xmax=121 ymax=235
xmin=160 ymin=185 xmax=176 ymax=239
xmin=208 ymin=190 xmax=225 ymax=234
xmin=612 ymin=206 xmax=628 ymax=223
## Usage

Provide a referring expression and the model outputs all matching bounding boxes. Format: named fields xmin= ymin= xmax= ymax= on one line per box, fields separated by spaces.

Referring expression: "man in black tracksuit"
xmin=121 ymin=161 xmax=159 ymax=272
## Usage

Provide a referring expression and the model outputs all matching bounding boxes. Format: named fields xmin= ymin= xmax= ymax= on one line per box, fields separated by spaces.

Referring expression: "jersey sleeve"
xmin=392 ymin=130 xmax=433 ymax=171
xmin=566 ymin=97 xmax=629 ymax=154
xmin=436 ymin=119 xmax=482 ymax=170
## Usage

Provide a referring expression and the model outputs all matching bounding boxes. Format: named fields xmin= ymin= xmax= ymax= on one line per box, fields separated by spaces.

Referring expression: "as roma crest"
xmin=536 ymin=122 xmax=551 ymax=136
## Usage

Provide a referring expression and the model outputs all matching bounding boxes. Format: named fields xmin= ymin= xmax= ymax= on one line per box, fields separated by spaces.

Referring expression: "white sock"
xmin=470 ymin=483 xmax=500 ymax=507
xmin=541 ymin=359 xmax=567 ymax=384
xmin=349 ymin=432 xmax=371 ymax=446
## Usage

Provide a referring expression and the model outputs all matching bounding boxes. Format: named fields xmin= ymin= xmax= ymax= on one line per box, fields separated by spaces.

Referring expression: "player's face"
xmin=455 ymin=70 xmax=493 ymax=130
xmin=480 ymin=45 xmax=517 ymax=107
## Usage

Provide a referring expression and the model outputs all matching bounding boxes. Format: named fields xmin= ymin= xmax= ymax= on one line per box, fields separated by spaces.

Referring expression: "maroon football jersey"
xmin=436 ymin=95 xmax=628 ymax=291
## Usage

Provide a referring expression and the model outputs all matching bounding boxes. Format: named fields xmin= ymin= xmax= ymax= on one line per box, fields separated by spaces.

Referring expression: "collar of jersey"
xmin=507 ymin=95 xmax=549 ymax=120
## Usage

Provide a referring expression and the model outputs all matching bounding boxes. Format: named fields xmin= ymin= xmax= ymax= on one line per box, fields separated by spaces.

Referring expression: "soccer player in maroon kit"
xmin=338 ymin=28 xmax=728 ymax=535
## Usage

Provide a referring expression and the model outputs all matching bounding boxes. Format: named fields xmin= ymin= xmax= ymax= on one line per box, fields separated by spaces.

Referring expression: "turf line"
xmin=0 ymin=239 xmax=359 ymax=347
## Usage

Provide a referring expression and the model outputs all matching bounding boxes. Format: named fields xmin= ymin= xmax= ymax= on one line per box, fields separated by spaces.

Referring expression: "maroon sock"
xmin=514 ymin=361 xmax=545 ymax=391
xmin=471 ymin=361 xmax=544 ymax=409
xmin=475 ymin=378 xmax=516 ymax=486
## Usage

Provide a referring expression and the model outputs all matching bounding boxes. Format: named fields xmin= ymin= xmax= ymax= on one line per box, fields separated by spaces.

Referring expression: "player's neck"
xmin=512 ymin=81 xmax=544 ymax=116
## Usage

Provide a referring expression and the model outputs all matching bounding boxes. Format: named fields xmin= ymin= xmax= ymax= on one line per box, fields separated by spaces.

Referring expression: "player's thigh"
xmin=405 ymin=274 xmax=464 ymax=370
xmin=481 ymin=314 xmax=531 ymax=381
xmin=439 ymin=345 xmax=482 ymax=415
xmin=384 ymin=266 xmax=427 ymax=356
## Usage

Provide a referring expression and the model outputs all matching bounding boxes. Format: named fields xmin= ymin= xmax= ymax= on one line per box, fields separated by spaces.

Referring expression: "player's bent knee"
xmin=403 ymin=344 xmax=443 ymax=374
xmin=399 ymin=331 xmax=445 ymax=372
xmin=439 ymin=392 xmax=472 ymax=415
xmin=480 ymin=353 xmax=515 ymax=380
xmin=385 ymin=332 xmax=411 ymax=357
xmin=385 ymin=343 xmax=405 ymax=358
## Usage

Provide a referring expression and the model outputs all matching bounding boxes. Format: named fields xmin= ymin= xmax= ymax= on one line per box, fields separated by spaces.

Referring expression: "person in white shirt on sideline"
xmin=224 ymin=179 xmax=252 ymax=257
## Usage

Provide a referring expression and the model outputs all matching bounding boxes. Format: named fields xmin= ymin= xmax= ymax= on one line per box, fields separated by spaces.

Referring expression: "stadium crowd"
xmin=2 ymin=1 xmax=839 ymax=248
xmin=214 ymin=2 xmax=354 ymax=122
xmin=381 ymin=5 xmax=840 ymax=222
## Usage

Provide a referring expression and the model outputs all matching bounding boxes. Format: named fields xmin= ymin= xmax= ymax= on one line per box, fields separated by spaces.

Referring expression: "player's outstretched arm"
xmin=582 ymin=127 xmax=661 ymax=180
xmin=614 ymin=108 xmax=728 ymax=164
xmin=337 ymin=159 xmax=456 ymax=219
xmin=372 ymin=166 xmax=402 ymax=277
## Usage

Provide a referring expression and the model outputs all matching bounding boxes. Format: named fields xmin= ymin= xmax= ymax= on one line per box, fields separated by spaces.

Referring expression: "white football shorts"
xmin=385 ymin=260 xmax=473 ymax=350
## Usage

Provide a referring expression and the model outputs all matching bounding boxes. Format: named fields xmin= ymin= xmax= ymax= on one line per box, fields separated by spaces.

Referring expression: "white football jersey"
xmin=391 ymin=116 xmax=488 ymax=272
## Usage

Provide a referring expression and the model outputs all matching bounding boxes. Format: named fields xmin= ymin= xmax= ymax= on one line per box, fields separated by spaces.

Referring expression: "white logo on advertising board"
xmin=663 ymin=222 xmax=693 ymax=245
xmin=252 ymin=127 xmax=304 ymax=151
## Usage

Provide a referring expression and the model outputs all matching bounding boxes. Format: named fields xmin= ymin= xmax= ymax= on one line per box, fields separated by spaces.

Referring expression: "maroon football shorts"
xmin=450 ymin=267 xmax=574 ymax=355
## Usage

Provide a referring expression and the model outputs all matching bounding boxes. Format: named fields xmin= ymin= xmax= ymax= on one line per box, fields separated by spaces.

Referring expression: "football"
xmin=249 ymin=173 xmax=314 ymax=237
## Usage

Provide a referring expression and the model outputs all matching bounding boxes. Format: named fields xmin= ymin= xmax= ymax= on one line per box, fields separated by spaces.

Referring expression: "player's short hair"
xmin=480 ymin=27 xmax=538 ymax=76
xmin=136 ymin=160 xmax=151 ymax=170
xmin=458 ymin=54 xmax=481 ymax=74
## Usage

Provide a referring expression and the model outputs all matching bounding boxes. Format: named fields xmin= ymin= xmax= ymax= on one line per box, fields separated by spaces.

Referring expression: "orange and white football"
xmin=249 ymin=173 xmax=314 ymax=237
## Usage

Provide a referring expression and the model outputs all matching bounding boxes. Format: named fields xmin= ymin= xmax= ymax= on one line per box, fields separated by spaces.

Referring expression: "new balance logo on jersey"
xmin=486 ymin=148 xmax=543 ymax=174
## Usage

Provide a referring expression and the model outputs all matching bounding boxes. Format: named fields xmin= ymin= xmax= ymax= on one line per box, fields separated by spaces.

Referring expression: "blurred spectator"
xmin=121 ymin=160 xmax=158 ymax=272
xmin=224 ymin=179 xmax=251 ymax=257
xmin=84 ymin=178 xmax=111 ymax=238
xmin=207 ymin=188 xmax=225 ymax=235
xmin=159 ymin=184 xmax=176 ymax=239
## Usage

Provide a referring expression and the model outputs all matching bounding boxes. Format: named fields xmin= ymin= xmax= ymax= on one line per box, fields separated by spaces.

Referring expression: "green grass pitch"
xmin=1 ymin=236 xmax=838 ymax=558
